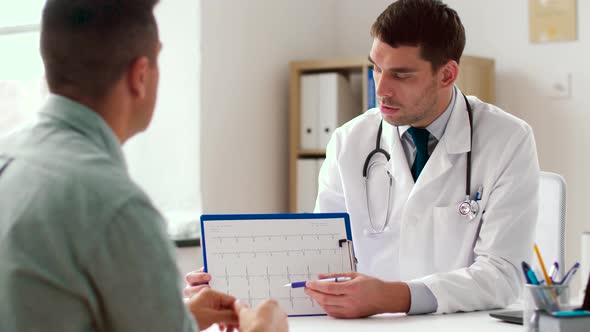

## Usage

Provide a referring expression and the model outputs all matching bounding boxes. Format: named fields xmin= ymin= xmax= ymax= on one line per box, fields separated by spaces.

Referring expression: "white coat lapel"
xmin=410 ymin=91 xmax=472 ymax=197
xmin=382 ymin=120 xmax=413 ymax=199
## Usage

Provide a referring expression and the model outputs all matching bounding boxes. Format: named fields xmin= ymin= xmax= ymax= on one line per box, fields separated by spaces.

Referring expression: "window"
xmin=0 ymin=0 xmax=44 ymax=28
xmin=0 ymin=1 xmax=202 ymax=239
xmin=0 ymin=1 xmax=46 ymax=135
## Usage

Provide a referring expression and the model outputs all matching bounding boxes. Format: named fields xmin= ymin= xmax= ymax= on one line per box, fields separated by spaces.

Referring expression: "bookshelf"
xmin=288 ymin=56 xmax=495 ymax=212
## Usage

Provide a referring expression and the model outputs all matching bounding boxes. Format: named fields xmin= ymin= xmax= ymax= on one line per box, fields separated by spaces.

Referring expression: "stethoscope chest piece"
xmin=458 ymin=196 xmax=479 ymax=221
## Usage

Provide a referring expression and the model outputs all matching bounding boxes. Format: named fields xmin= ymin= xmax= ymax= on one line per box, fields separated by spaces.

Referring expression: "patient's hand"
xmin=184 ymin=267 xmax=212 ymax=298
xmin=186 ymin=288 xmax=238 ymax=331
xmin=234 ymin=299 xmax=288 ymax=332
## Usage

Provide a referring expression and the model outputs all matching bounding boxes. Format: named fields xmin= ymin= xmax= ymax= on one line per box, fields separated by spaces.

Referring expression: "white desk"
xmin=288 ymin=311 xmax=520 ymax=332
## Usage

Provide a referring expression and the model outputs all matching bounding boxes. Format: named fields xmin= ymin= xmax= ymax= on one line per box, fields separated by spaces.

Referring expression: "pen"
xmin=475 ymin=186 xmax=483 ymax=201
xmin=527 ymin=269 xmax=541 ymax=285
xmin=284 ymin=276 xmax=352 ymax=288
xmin=534 ymin=244 xmax=553 ymax=286
xmin=549 ymin=262 xmax=558 ymax=282
xmin=522 ymin=261 xmax=533 ymax=284
xmin=558 ymin=262 xmax=580 ymax=285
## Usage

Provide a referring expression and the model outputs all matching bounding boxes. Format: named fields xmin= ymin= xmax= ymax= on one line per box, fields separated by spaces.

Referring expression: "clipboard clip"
xmin=338 ymin=239 xmax=358 ymax=272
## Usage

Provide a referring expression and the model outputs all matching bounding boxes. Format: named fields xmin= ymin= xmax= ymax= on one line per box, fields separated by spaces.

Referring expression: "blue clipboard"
xmin=200 ymin=213 xmax=355 ymax=317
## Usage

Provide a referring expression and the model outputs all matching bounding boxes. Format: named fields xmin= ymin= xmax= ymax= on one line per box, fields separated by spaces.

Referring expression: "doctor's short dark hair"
xmin=40 ymin=0 xmax=160 ymax=100
xmin=371 ymin=0 xmax=466 ymax=71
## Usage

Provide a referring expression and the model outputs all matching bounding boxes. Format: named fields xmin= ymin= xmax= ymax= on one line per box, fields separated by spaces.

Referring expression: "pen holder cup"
xmin=523 ymin=284 xmax=570 ymax=332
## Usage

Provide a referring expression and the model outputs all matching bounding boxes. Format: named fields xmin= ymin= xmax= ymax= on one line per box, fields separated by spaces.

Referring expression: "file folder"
xmin=317 ymin=73 xmax=355 ymax=148
xmin=300 ymin=75 xmax=319 ymax=150
xmin=296 ymin=158 xmax=324 ymax=212
xmin=300 ymin=73 xmax=356 ymax=150
xmin=296 ymin=159 xmax=317 ymax=212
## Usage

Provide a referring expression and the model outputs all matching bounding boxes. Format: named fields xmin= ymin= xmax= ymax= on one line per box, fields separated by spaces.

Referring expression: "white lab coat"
xmin=315 ymin=90 xmax=540 ymax=314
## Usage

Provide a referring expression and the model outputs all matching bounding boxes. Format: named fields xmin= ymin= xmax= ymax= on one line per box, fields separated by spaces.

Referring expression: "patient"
xmin=0 ymin=1 xmax=286 ymax=331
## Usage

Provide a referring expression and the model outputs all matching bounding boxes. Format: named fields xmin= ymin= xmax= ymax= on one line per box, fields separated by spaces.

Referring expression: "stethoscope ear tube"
xmin=362 ymin=93 xmax=478 ymax=234
xmin=362 ymin=149 xmax=390 ymax=177
xmin=362 ymin=121 xmax=391 ymax=177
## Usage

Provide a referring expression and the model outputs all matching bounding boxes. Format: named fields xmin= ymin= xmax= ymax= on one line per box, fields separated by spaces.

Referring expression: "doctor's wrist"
xmin=379 ymin=281 xmax=411 ymax=314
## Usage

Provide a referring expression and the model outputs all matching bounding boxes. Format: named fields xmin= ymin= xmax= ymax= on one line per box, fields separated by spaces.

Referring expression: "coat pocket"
xmin=432 ymin=204 xmax=481 ymax=271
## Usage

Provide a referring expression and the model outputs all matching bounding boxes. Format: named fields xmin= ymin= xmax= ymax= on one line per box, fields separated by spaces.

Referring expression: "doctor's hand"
xmin=304 ymin=272 xmax=411 ymax=318
xmin=184 ymin=267 xmax=212 ymax=298
xmin=234 ymin=299 xmax=288 ymax=332
xmin=186 ymin=288 xmax=238 ymax=331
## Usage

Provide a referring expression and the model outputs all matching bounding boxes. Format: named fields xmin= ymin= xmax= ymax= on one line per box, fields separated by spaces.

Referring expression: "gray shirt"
xmin=0 ymin=95 xmax=197 ymax=332
xmin=398 ymin=86 xmax=457 ymax=315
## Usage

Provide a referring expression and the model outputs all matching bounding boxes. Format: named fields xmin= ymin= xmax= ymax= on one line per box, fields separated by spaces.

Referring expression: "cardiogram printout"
xmin=200 ymin=213 xmax=354 ymax=316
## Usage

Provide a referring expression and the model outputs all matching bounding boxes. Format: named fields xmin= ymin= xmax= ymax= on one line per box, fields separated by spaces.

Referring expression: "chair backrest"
xmin=534 ymin=171 xmax=566 ymax=277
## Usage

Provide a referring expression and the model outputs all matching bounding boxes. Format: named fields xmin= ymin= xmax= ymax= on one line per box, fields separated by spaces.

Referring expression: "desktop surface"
xmin=287 ymin=310 xmax=519 ymax=332
xmin=203 ymin=309 xmax=520 ymax=331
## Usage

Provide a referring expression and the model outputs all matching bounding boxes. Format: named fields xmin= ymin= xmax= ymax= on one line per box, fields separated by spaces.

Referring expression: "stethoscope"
xmin=362 ymin=93 xmax=479 ymax=235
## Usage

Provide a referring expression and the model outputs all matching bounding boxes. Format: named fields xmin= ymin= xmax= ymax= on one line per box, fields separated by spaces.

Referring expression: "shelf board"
xmin=290 ymin=57 xmax=370 ymax=72
xmin=298 ymin=150 xmax=326 ymax=158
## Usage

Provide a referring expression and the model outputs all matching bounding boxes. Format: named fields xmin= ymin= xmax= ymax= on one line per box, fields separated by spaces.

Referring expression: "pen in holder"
xmin=524 ymin=284 xmax=570 ymax=332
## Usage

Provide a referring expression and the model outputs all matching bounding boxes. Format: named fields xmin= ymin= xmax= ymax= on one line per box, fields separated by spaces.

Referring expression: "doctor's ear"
xmin=437 ymin=60 xmax=459 ymax=88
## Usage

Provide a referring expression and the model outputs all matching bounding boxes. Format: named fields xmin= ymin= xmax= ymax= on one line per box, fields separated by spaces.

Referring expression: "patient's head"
xmin=40 ymin=0 xmax=162 ymax=140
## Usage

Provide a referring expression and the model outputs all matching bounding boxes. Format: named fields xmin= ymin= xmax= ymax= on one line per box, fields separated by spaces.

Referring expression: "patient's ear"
xmin=127 ymin=56 xmax=150 ymax=99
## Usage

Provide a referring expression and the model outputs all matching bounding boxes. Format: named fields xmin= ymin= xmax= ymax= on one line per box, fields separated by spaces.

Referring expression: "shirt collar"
xmin=39 ymin=94 xmax=127 ymax=169
xmin=398 ymin=85 xmax=457 ymax=141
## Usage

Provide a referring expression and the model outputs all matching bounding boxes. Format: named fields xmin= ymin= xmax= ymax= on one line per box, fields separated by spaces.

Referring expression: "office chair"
xmin=490 ymin=171 xmax=566 ymax=325
xmin=535 ymin=171 xmax=566 ymax=276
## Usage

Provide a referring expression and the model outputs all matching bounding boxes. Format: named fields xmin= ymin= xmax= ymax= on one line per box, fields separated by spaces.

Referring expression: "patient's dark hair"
xmin=41 ymin=0 xmax=160 ymax=99
xmin=371 ymin=0 xmax=465 ymax=70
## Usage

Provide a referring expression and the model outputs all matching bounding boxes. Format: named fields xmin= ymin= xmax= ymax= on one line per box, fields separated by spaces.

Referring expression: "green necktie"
xmin=407 ymin=127 xmax=430 ymax=181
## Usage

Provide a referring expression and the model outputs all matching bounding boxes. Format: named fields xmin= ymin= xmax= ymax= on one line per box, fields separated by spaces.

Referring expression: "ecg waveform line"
xmin=212 ymin=262 xmax=344 ymax=310
xmin=241 ymin=296 xmax=315 ymax=301
xmin=212 ymin=264 xmax=336 ymax=281
xmin=209 ymin=233 xmax=341 ymax=243
xmin=211 ymin=273 xmax=314 ymax=279
xmin=207 ymin=248 xmax=341 ymax=258
xmin=231 ymin=294 xmax=320 ymax=312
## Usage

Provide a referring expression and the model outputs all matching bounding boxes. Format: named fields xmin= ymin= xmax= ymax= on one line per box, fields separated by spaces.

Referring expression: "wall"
xmin=124 ymin=0 xmax=202 ymax=237
xmin=200 ymin=0 xmax=338 ymax=213
xmin=334 ymin=0 xmax=590 ymax=294
xmin=334 ymin=0 xmax=389 ymax=57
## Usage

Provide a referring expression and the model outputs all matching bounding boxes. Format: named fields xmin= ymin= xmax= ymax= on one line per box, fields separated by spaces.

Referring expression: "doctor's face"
xmin=369 ymin=38 xmax=446 ymax=128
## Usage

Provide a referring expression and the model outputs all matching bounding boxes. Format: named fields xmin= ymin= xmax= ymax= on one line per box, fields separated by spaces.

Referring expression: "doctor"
xmin=303 ymin=0 xmax=540 ymax=317
xmin=184 ymin=0 xmax=539 ymax=318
